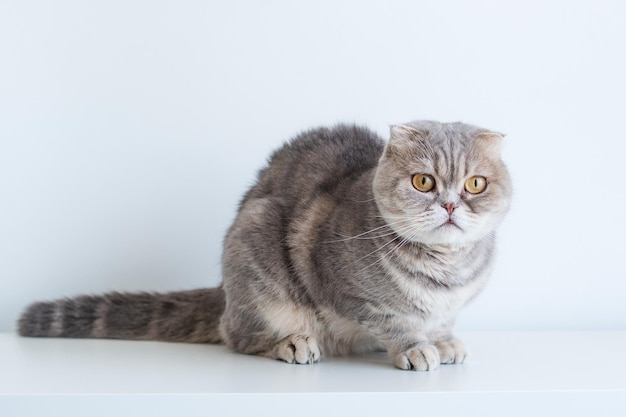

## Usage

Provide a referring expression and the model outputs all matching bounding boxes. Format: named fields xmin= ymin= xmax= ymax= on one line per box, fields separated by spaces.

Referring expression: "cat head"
xmin=372 ymin=121 xmax=512 ymax=246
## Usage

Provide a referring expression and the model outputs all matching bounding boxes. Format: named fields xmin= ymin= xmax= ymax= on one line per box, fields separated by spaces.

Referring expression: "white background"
xmin=1 ymin=0 xmax=625 ymax=332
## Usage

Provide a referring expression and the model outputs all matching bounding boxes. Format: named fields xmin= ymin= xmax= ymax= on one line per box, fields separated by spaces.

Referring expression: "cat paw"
xmin=434 ymin=338 xmax=467 ymax=364
xmin=274 ymin=334 xmax=321 ymax=364
xmin=392 ymin=344 xmax=440 ymax=371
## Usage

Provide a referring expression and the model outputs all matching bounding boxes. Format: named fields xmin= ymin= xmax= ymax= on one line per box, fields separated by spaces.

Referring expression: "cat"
xmin=18 ymin=120 xmax=512 ymax=371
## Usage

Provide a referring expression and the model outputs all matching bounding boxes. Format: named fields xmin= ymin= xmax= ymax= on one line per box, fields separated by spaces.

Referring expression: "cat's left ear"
xmin=475 ymin=131 xmax=506 ymax=156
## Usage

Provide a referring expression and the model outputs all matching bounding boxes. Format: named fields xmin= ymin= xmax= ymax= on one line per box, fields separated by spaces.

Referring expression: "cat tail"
xmin=17 ymin=287 xmax=225 ymax=343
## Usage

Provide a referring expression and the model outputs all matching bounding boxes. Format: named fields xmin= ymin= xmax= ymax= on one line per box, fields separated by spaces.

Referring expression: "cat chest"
xmin=383 ymin=251 xmax=490 ymax=325
xmin=390 ymin=269 xmax=488 ymax=329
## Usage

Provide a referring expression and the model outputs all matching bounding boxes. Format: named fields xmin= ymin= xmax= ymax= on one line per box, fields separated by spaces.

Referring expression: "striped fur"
xmin=18 ymin=121 xmax=511 ymax=371
xmin=19 ymin=289 xmax=224 ymax=343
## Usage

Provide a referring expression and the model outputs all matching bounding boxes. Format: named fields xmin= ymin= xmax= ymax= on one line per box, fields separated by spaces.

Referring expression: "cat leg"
xmin=221 ymin=197 xmax=321 ymax=364
xmin=386 ymin=328 xmax=467 ymax=369
xmin=219 ymin=295 xmax=321 ymax=364
xmin=269 ymin=334 xmax=321 ymax=364
xmin=428 ymin=323 xmax=468 ymax=364
xmin=221 ymin=314 xmax=321 ymax=365
xmin=363 ymin=316 xmax=441 ymax=371
xmin=255 ymin=301 xmax=321 ymax=364
xmin=391 ymin=342 xmax=441 ymax=371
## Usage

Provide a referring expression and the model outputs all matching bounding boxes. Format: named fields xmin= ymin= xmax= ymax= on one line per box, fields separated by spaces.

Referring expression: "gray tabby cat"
xmin=18 ymin=121 xmax=511 ymax=371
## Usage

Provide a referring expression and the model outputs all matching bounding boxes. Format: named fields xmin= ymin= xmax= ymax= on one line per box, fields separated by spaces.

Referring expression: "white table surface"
xmin=1 ymin=331 xmax=625 ymax=416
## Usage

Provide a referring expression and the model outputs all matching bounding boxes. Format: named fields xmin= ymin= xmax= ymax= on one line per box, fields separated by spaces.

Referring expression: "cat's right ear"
xmin=385 ymin=124 xmax=431 ymax=159
xmin=389 ymin=124 xmax=428 ymax=142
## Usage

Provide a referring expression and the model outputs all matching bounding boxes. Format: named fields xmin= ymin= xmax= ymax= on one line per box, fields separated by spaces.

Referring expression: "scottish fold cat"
xmin=19 ymin=121 xmax=511 ymax=371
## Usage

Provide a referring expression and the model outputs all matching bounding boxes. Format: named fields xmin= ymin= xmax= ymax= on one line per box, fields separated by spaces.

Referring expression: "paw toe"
xmin=393 ymin=344 xmax=440 ymax=371
xmin=275 ymin=335 xmax=321 ymax=365
xmin=435 ymin=338 xmax=467 ymax=364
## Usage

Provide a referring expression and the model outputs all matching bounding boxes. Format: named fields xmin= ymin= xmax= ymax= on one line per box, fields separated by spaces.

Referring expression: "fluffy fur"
xmin=18 ymin=120 xmax=512 ymax=371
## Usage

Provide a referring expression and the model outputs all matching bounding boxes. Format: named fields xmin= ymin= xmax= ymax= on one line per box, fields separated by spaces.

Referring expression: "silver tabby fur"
xmin=18 ymin=121 xmax=512 ymax=371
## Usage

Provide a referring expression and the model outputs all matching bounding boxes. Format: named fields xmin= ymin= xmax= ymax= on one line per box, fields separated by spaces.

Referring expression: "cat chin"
xmin=416 ymin=234 xmax=469 ymax=246
xmin=410 ymin=226 xmax=491 ymax=246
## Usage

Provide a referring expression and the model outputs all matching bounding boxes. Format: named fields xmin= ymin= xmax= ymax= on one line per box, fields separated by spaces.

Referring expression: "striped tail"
xmin=17 ymin=288 xmax=225 ymax=343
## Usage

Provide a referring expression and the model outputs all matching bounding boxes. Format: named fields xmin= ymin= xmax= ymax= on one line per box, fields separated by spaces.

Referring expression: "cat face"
xmin=373 ymin=121 xmax=512 ymax=245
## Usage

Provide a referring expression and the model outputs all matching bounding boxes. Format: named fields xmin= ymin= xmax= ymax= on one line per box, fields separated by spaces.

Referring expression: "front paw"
xmin=434 ymin=338 xmax=467 ymax=364
xmin=392 ymin=344 xmax=440 ymax=371
xmin=273 ymin=334 xmax=321 ymax=365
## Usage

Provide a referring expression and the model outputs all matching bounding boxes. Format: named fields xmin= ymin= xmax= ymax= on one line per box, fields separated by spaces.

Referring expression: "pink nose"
xmin=443 ymin=202 xmax=456 ymax=215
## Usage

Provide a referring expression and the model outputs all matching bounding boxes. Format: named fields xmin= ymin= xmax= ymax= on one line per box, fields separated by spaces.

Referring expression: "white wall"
xmin=1 ymin=0 xmax=625 ymax=332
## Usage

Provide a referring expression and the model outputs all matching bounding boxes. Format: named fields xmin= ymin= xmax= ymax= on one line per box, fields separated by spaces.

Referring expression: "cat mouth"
xmin=441 ymin=219 xmax=462 ymax=230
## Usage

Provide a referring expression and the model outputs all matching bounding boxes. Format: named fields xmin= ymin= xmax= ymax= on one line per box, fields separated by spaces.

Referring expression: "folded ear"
xmin=389 ymin=124 xmax=428 ymax=141
xmin=386 ymin=124 xmax=432 ymax=159
xmin=476 ymin=131 xmax=506 ymax=140
xmin=475 ymin=131 xmax=506 ymax=156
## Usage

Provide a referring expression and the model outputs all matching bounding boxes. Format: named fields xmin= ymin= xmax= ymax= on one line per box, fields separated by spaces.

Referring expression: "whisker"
xmin=348 ymin=197 xmax=377 ymax=203
xmin=374 ymin=212 xmax=437 ymax=221
xmin=351 ymin=233 xmax=403 ymax=265
xmin=335 ymin=229 xmax=403 ymax=241
xmin=358 ymin=225 xmax=423 ymax=274
xmin=349 ymin=223 xmax=419 ymax=266
xmin=325 ymin=219 xmax=408 ymax=243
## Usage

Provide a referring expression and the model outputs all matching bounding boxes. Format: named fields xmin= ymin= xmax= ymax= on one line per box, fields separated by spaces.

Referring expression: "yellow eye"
xmin=465 ymin=176 xmax=488 ymax=194
xmin=412 ymin=174 xmax=435 ymax=192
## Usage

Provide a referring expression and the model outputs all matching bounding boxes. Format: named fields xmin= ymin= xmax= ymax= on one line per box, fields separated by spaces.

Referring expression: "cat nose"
xmin=442 ymin=202 xmax=457 ymax=215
